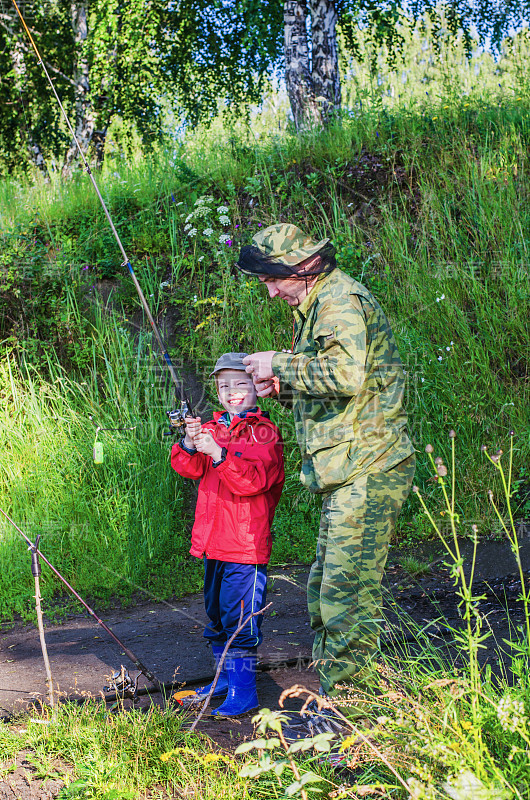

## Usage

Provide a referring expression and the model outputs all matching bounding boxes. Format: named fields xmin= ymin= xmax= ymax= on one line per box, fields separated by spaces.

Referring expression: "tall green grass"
xmin=0 ymin=318 xmax=200 ymax=619
xmin=0 ymin=294 xmax=317 ymax=620
xmin=1 ymin=22 xmax=529 ymax=617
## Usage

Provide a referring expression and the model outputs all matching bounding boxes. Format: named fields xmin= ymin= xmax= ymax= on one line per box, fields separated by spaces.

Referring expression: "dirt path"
xmin=1 ymin=542 xmax=529 ymax=799
xmin=0 ymin=567 xmax=319 ymax=733
xmin=2 ymin=543 xmax=528 ymax=717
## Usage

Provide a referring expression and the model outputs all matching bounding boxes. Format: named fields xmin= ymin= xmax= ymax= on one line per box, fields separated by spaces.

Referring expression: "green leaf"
xmin=287 ymin=733 xmax=334 ymax=753
xmin=285 ymin=772 xmax=323 ymax=796
xmin=235 ymin=737 xmax=279 ymax=754
xmin=239 ymin=763 xmax=271 ymax=779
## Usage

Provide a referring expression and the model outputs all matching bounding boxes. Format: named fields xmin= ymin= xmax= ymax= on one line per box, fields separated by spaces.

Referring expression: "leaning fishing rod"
xmin=10 ymin=0 xmax=192 ymax=434
xmin=0 ymin=507 xmax=165 ymax=697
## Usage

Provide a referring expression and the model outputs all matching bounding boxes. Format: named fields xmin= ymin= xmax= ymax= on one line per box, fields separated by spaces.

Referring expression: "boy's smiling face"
xmin=216 ymin=369 xmax=257 ymax=418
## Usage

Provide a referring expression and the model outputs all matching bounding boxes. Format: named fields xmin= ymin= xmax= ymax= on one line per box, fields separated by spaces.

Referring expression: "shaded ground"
xmin=0 ymin=567 xmax=319 ymax=731
xmin=1 ymin=538 xmax=530 ymax=798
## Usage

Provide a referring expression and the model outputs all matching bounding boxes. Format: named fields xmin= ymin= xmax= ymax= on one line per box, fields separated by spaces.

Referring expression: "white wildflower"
xmin=203 ymin=228 xmax=213 ymax=236
xmin=450 ymin=340 xmax=454 ymax=345
xmin=217 ymin=205 xmax=229 ymax=214
xmin=184 ymin=223 xmax=192 ymax=231
xmin=497 ymin=695 xmax=526 ymax=733
xmin=160 ymin=281 xmax=171 ymax=290
xmin=198 ymin=256 xmax=204 ymax=262
xmin=438 ymin=356 xmax=443 ymax=361
xmin=219 ymin=215 xmax=231 ymax=226
xmin=436 ymin=293 xmax=446 ymax=303
xmin=219 ymin=234 xmax=231 ymax=244
xmin=185 ymin=213 xmax=194 ymax=223
xmin=420 ymin=377 xmax=425 ymax=383
xmin=195 ymin=205 xmax=211 ymax=217
xmin=193 ymin=294 xmax=198 ymax=302
xmin=446 ymin=346 xmax=451 ymax=351
xmin=187 ymin=227 xmax=197 ymax=237
xmin=195 ymin=195 xmax=213 ymax=206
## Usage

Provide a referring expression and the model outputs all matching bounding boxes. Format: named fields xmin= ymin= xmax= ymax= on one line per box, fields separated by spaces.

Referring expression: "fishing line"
xmin=90 ymin=423 xmax=136 ymax=464
xmin=10 ymin=0 xmax=192 ymax=428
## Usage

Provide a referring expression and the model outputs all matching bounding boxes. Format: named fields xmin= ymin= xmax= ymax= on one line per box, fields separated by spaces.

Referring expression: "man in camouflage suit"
xmin=238 ymin=224 xmax=415 ymax=730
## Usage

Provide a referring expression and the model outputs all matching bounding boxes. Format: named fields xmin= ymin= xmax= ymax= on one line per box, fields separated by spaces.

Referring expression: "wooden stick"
xmin=31 ymin=539 xmax=56 ymax=714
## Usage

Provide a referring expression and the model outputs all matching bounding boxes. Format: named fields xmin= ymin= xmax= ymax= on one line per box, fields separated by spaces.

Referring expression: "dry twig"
xmin=189 ymin=601 xmax=272 ymax=731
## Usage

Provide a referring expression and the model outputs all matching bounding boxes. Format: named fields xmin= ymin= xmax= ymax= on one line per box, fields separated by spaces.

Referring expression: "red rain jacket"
xmin=171 ymin=408 xmax=284 ymax=564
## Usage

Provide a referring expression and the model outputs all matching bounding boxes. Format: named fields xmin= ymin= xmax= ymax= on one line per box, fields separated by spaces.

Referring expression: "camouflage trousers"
xmin=308 ymin=454 xmax=416 ymax=696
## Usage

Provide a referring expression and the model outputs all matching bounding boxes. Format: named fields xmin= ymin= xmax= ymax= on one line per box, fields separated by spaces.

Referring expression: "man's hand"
xmin=254 ymin=376 xmax=280 ymax=399
xmin=184 ymin=416 xmax=202 ymax=449
xmin=194 ymin=431 xmax=223 ymax=462
xmin=243 ymin=351 xmax=277 ymax=382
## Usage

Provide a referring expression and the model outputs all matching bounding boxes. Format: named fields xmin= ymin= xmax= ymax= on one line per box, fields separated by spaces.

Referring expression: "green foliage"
xmin=3 ymin=1 xmax=530 ymax=171
xmin=0 ymin=334 xmax=202 ymax=621
xmin=0 ymin=0 xmax=283 ymax=171
xmin=0 ymin=702 xmax=247 ymax=796
xmin=1 ymin=35 xmax=529 ymax=616
xmin=0 ymin=0 xmax=75 ymax=171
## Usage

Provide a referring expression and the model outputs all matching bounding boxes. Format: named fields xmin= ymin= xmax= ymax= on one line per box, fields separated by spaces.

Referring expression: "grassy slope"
xmin=1 ymin=24 xmax=530 ymax=800
xmin=1 ymin=37 xmax=530 ymax=618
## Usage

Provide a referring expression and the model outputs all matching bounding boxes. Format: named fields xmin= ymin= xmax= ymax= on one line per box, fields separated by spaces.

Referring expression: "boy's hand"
xmin=254 ymin=376 xmax=280 ymax=398
xmin=184 ymin=416 xmax=202 ymax=449
xmin=194 ymin=431 xmax=223 ymax=462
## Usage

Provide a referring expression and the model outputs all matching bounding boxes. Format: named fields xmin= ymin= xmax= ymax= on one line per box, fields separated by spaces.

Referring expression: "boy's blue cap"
xmin=210 ymin=352 xmax=249 ymax=376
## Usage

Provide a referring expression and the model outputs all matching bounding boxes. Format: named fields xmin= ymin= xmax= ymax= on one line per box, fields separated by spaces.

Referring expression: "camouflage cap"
xmin=251 ymin=224 xmax=329 ymax=266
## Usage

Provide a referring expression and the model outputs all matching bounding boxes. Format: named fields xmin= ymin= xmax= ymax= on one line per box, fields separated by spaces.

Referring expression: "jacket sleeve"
xmin=171 ymin=440 xmax=209 ymax=480
xmin=271 ymin=295 xmax=367 ymax=398
xmin=214 ymin=428 xmax=285 ymax=497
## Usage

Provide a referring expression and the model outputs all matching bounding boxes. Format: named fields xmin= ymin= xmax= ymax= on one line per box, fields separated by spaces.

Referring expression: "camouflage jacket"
xmin=271 ymin=268 xmax=414 ymax=493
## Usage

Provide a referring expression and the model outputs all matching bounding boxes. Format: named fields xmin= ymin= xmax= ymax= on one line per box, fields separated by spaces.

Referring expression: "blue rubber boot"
xmin=193 ymin=645 xmax=228 ymax=701
xmin=211 ymin=651 xmax=259 ymax=717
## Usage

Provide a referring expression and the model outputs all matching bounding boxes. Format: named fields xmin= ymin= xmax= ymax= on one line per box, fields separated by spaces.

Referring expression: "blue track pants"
xmin=203 ymin=559 xmax=267 ymax=651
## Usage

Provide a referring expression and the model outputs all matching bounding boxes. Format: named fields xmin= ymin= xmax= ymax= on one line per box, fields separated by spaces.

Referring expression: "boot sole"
xmin=178 ymin=691 xmax=228 ymax=708
xmin=211 ymin=704 xmax=259 ymax=719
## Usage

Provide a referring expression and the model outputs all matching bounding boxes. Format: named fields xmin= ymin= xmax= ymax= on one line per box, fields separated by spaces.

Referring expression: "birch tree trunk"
xmin=10 ymin=39 xmax=49 ymax=177
xmin=283 ymin=0 xmax=322 ymax=129
xmin=63 ymin=0 xmax=94 ymax=175
xmin=309 ymin=0 xmax=341 ymax=119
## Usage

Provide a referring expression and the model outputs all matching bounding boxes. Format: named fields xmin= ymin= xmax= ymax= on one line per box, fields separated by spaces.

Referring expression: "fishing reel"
xmin=104 ymin=666 xmax=139 ymax=698
xmin=164 ymin=399 xmax=192 ymax=437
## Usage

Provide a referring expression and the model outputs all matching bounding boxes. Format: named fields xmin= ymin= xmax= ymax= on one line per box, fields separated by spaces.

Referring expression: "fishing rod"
xmin=0 ymin=507 xmax=165 ymax=696
xmin=10 ymin=0 xmax=192 ymax=434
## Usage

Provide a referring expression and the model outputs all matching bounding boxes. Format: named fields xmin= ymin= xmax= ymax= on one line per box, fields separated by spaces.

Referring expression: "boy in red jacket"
xmin=171 ymin=352 xmax=285 ymax=716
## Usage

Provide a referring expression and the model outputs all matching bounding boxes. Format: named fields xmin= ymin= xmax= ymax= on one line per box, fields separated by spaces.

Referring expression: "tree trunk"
xmin=309 ymin=0 xmax=341 ymax=120
xmin=63 ymin=0 xmax=95 ymax=175
xmin=10 ymin=39 xmax=49 ymax=177
xmin=283 ymin=0 xmax=322 ymax=129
